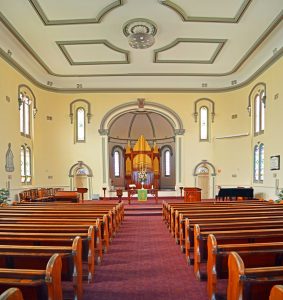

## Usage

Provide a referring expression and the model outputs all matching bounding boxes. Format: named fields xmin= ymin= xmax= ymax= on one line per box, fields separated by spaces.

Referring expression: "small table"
xmin=127 ymin=189 xmax=158 ymax=205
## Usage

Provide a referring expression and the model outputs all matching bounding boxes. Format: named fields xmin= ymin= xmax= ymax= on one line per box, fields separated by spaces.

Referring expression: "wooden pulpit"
xmin=184 ymin=187 xmax=201 ymax=202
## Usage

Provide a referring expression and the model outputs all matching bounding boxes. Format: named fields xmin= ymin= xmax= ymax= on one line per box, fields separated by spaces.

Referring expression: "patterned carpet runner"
xmin=79 ymin=204 xmax=207 ymax=300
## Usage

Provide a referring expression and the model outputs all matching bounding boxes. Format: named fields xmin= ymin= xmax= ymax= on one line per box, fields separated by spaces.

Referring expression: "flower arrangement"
xmin=0 ymin=188 xmax=9 ymax=204
xmin=138 ymin=169 xmax=147 ymax=183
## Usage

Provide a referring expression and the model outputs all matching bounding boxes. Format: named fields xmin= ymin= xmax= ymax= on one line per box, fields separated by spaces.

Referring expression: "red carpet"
xmin=80 ymin=205 xmax=208 ymax=300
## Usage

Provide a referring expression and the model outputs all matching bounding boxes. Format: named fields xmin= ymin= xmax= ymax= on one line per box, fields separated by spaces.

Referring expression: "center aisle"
xmin=84 ymin=207 xmax=207 ymax=300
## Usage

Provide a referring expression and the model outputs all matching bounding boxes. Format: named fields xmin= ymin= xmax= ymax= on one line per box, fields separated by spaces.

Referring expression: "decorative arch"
xmin=111 ymin=145 xmax=124 ymax=157
xmin=193 ymin=160 xmax=216 ymax=176
xmin=68 ymin=160 xmax=93 ymax=177
xmin=99 ymin=98 xmax=185 ymax=136
xmin=18 ymin=84 xmax=37 ymax=117
xmin=160 ymin=145 xmax=173 ymax=156
xmin=247 ymin=82 xmax=266 ymax=116
xmin=193 ymin=98 xmax=215 ymax=123
xmin=69 ymin=99 xmax=92 ymax=124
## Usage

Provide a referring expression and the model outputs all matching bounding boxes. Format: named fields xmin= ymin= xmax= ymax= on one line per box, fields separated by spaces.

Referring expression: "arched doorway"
xmin=69 ymin=161 xmax=93 ymax=199
xmin=193 ymin=160 xmax=216 ymax=199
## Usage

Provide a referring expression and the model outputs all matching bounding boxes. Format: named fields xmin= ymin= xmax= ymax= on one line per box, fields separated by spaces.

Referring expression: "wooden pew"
xmin=0 ymin=231 xmax=93 ymax=285
xmin=167 ymin=201 xmax=270 ymax=236
xmin=269 ymin=285 xmax=283 ymax=300
xmin=0 ymin=213 xmax=109 ymax=254
xmin=194 ymin=225 xmax=283 ymax=280
xmin=0 ymin=218 xmax=100 ymax=266
xmin=15 ymin=202 xmax=125 ymax=228
xmin=163 ymin=200 xmax=265 ymax=230
xmin=9 ymin=203 xmax=123 ymax=240
xmin=174 ymin=204 xmax=283 ymax=240
xmin=0 ymin=288 xmax=23 ymax=300
xmin=227 ymin=251 xmax=283 ymax=300
xmin=0 ymin=237 xmax=82 ymax=299
xmin=184 ymin=217 xmax=283 ymax=262
xmin=0 ymin=253 xmax=62 ymax=300
xmin=207 ymin=234 xmax=283 ymax=300
xmin=181 ymin=210 xmax=283 ymax=254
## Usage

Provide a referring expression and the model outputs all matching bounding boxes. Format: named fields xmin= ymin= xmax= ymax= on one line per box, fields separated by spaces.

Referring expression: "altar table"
xmin=127 ymin=189 xmax=158 ymax=204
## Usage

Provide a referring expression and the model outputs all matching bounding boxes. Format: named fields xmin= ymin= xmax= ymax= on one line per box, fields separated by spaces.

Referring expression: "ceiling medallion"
xmin=123 ymin=18 xmax=157 ymax=49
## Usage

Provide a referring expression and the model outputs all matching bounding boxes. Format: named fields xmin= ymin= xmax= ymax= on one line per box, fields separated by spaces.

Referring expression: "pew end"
xmin=0 ymin=288 xmax=23 ymax=300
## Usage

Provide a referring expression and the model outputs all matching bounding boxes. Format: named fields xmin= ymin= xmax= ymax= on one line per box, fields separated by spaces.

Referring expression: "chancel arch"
xmin=99 ymin=99 xmax=185 ymax=191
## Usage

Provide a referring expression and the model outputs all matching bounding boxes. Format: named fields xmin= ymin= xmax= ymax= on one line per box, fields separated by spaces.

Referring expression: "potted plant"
xmin=0 ymin=188 xmax=9 ymax=205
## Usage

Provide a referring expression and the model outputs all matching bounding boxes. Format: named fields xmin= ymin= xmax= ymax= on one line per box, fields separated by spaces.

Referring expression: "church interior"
xmin=0 ymin=1 xmax=283 ymax=299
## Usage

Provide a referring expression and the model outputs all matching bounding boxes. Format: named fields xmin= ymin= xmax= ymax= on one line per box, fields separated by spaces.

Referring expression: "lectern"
xmin=184 ymin=187 xmax=201 ymax=202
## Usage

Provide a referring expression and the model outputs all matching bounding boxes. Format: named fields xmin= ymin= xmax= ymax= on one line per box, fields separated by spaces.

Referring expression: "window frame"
xmin=253 ymin=143 xmax=264 ymax=183
xmin=199 ymin=105 xmax=209 ymax=142
xmin=253 ymin=90 xmax=265 ymax=136
xmin=164 ymin=149 xmax=171 ymax=177
xmin=19 ymin=92 xmax=32 ymax=138
xmin=114 ymin=150 xmax=121 ymax=177
xmin=20 ymin=145 xmax=32 ymax=184
xmin=75 ymin=107 xmax=86 ymax=143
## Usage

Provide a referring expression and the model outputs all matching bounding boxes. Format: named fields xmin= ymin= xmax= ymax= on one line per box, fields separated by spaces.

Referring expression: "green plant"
xmin=278 ymin=189 xmax=283 ymax=200
xmin=0 ymin=188 xmax=9 ymax=204
xmin=274 ymin=189 xmax=283 ymax=203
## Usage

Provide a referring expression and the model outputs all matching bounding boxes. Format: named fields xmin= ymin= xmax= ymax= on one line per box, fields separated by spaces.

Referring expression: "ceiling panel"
xmin=0 ymin=0 xmax=281 ymax=91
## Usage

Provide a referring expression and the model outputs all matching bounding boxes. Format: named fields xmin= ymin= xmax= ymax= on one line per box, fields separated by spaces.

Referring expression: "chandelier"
xmin=123 ymin=19 xmax=157 ymax=49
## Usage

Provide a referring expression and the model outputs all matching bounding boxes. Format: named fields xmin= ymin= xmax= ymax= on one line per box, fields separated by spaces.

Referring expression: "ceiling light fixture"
xmin=123 ymin=18 xmax=157 ymax=49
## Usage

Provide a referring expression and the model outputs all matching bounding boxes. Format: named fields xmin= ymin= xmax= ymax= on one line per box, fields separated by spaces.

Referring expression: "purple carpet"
xmin=80 ymin=206 xmax=208 ymax=300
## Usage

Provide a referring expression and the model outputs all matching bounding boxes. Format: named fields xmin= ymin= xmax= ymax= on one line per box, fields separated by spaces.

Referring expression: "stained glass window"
xmin=254 ymin=143 xmax=264 ymax=183
xmin=254 ymin=145 xmax=259 ymax=182
xmin=20 ymin=146 xmax=25 ymax=183
xmin=25 ymin=147 xmax=32 ymax=183
xmin=259 ymin=144 xmax=264 ymax=181
xmin=20 ymin=145 xmax=32 ymax=184
xmin=76 ymin=107 xmax=85 ymax=142
xmin=200 ymin=106 xmax=208 ymax=141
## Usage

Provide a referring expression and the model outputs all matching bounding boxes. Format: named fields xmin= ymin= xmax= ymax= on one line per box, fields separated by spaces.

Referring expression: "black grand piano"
xmin=216 ymin=187 xmax=254 ymax=200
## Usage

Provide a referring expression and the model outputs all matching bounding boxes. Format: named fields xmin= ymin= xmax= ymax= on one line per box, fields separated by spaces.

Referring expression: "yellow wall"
xmin=0 ymin=55 xmax=282 ymax=200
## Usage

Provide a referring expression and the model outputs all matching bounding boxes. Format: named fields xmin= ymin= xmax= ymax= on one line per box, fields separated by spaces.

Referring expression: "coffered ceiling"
xmin=0 ymin=0 xmax=282 ymax=92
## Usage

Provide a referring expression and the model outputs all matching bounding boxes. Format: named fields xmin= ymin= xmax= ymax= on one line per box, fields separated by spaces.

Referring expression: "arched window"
xmin=70 ymin=99 xmax=91 ymax=143
xmin=19 ymin=92 xmax=32 ymax=137
xmin=254 ymin=143 xmax=264 ymax=183
xmin=254 ymin=145 xmax=259 ymax=182
xmin=164 ymin=150 xmax=171 ymax=176
xmin=76 ymin=107 xmax=85 ymax=142
xmin=20 ymin=145 xmax=32 ymax=184
xmin=20 ymin=146 xmax=25 ymax=183
xmin=25 ymin=147 xmax=32 ymax=183
xmin=114 ymin=150 xmax=120 ymax=177
xmin=252 ymin=86 xmax=265 ymax=136
xmin=200 ymin=106 xmax=208 ymax=141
